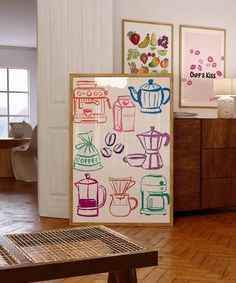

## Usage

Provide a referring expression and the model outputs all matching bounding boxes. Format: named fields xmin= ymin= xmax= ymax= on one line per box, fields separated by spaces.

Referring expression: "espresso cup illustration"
xmin=123 ymin=153 xmax=146 ymax=167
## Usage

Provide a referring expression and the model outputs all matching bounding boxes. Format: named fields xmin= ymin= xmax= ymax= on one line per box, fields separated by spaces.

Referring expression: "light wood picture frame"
xmin=179 ymin=25 xmax=226 ymax=108
xmin=122 ymin=19 xmax=173 ymax=76
xmin=70 ymin=74 xmax=173 ymax=226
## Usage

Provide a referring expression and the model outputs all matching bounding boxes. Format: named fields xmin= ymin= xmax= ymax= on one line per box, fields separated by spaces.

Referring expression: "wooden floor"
xmin=1 ymin=179 xmax=236 ymax=283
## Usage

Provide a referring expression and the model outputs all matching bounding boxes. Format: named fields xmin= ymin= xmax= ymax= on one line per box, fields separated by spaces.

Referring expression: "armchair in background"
xmin=11 ymin=125 xmax=38 ymax=182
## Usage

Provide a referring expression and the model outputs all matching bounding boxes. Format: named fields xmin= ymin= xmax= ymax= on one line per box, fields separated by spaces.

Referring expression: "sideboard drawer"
xmin=202 ymin=119 xmax=236 ymax=148
xmin=202 ymin=149 xmax=236 ymax=179
xmin=202 ymin=178 xmax=236 ymax=208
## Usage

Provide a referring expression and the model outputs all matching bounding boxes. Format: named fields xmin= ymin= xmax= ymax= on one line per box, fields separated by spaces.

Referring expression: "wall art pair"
xmin=123 ymin=19 xmax=226 ymax=108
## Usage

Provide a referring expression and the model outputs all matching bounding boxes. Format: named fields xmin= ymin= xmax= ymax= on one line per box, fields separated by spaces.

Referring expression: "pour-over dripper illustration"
xmin=73 ymin=80 xmax=111 ymax=123
xmin=75 ymin=173 xmax=107 ymax=217
xmin=109 ymin=177 xmax=138 ymax=217
xmin=73 ymin=131 xmax=103 ymax=171
xmin=128 ymin=79 xmax=170 ymax=114
xmin=140 ymin=174 xmax=170 ymax=215
xmin=123 ymin=126 xmax=170 ymax=170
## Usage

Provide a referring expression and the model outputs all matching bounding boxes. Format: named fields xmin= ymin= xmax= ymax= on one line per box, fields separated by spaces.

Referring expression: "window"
xmin=0 ymin=68 xmax=29 ymax=138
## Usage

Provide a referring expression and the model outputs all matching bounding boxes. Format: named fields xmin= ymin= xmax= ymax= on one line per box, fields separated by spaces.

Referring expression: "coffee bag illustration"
xmin=74 ymin=131 xmax=103 ymax=171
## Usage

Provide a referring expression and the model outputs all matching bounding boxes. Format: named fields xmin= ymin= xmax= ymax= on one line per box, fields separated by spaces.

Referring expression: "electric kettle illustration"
xmin=128 ymin=79 xmax=170 ymax=114
xmin=74 ymin=173 xmax=107 ymax=217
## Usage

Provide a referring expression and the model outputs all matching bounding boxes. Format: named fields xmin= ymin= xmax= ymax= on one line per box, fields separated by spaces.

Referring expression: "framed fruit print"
xmin=70 ymin=74 xmax=173 ymax=226
xmin=122 ymin=19 xmax=173 ymax=75
xmin=180 ymin=25 xmax=226 ymax=108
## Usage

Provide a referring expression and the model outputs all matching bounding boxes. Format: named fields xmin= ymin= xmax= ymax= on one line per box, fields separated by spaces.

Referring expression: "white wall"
xmin=0 ymin=0 xmax=36 ymax=47
xmin=113 ymin=0 xmax=236 ymax=117
xmin=0 ymin=46 xmax=37 ymax=127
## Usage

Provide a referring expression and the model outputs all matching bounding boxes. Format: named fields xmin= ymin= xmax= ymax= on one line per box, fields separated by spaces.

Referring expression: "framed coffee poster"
xmin=180 ymin=25 xmax=226 ymax=107
xmin=122 ymin=19 xmax=173 ymax=75
xmin=70 ymin=74 xmax=173 ymax=225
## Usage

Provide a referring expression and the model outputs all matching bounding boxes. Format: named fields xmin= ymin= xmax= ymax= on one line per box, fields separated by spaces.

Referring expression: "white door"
xmin=37 ymin=0 xmax=113 ymax=218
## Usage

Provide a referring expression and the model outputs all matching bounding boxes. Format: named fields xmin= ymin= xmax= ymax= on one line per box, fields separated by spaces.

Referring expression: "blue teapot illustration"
xmin=128 ymin=79 xmax=170 ymax=114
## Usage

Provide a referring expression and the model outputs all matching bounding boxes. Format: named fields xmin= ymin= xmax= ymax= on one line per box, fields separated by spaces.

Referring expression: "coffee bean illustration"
xmin=113 ymin=143 xmax=124 ymax=154
xmin=101 ymin=147 xmax=112 ymax=158
xmin=105 ymin=132 xmax=116 ymax=147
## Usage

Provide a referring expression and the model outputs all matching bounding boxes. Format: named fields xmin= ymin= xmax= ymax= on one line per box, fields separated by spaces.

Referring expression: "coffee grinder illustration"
xmin=140 ymin=174 xmax=170 ymax=215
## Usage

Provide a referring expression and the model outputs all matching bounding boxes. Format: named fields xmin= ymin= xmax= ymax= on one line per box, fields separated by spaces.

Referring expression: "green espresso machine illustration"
xmin=140 ymin=174 xmax=170 ymax=215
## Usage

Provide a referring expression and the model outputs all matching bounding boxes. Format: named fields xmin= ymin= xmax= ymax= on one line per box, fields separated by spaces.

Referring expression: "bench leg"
xmin=108 ymin=268 xmax=137 ymax=283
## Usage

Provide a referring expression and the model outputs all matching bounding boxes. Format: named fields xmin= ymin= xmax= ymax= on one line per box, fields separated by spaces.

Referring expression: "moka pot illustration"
xmin=137 ymin=126 xmax=170 ymax=170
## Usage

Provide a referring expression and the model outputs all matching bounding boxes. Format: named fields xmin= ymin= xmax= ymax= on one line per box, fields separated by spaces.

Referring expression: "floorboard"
xmin=1 ymin=178 xmax=236 ymax=282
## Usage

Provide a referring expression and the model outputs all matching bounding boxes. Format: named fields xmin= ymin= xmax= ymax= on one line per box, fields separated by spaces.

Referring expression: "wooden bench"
xmin=0 ymin=225 xmax=158 ymax=283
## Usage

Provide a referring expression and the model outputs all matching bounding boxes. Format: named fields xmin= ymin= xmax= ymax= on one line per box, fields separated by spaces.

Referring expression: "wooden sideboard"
xmin=174 ymin=118 xmax=236 ymax=211
xmin=0 ymin=138 xmax=29 ymax=178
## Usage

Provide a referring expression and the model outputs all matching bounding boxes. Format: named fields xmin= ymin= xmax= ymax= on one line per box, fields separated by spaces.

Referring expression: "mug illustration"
xmin=75 ymin=173 xmax=107 ymax=217
xmin=74 ymin=131 xmax=103 ymax=171
xmin=128 ymin=79 xmax=170 ymax=114
xmin=140 ymin=174 xmax=170 ymax=215
xmin=109 ymin=177 xmax=138 ymax=217
xmin=73 ymin=80 xmax=111 ymax=123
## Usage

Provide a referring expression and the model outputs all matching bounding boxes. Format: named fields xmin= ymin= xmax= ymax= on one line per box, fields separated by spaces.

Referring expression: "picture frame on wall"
xmin=122 ymin=19 xmax=173 ymax=75
xmin=179 ymin=25 xmax=226 ymax=108
xmin=70 ymin=74 xmax=173 ymax=226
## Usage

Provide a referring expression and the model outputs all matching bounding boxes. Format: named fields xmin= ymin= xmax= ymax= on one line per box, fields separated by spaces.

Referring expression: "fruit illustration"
xmin=138 ymin=66 xmax=149 ymax=74
xmin=150 ymin=32 xmax=157 ymax=46
xmin=140 ymin=53 xmax=148 ymax=64
xmin=128 ymin=62 xmax=138 ymax=74
xmin=157 ymin=35 xmax=168 ymax=49
xmin=160 ymin=58 xmax=169 ymax=69
xmin=148 ymin=57 xmax=160 ymax=68
xmin=127 ymin=48 xmax=140 ymax=60
xmin=127 ymin=31 xmax=140 ymax=45
xmin=157 ymin=50 xmax=167 ymax=56
xmin=159 ymin=70 xmax=168 ymax=75
xmin=138 ymin=34 xmax=150 ymax=48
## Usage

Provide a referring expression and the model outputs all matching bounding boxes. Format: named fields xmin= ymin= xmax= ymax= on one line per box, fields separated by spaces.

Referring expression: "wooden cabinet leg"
xmin=108 ymin=269 xmax=137 ymax=283
xmin=108 ymin=271 xmax=116 ymax=283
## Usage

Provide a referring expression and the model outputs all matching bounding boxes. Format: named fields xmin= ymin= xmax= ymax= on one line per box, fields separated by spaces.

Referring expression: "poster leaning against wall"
xmin=180 ymin=25 xmax=226 ymax=108
xmin=70 ymin=74 xmax=173 ymax=226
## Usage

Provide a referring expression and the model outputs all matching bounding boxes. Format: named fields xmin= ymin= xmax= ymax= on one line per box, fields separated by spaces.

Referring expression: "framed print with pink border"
xmin=179 ymin=25 xmax=226 ymax=108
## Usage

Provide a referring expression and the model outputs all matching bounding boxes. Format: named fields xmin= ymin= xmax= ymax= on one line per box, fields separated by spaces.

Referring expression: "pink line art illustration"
xmin=75 ymin=173 xmax=107 ymax=217
xmin=109 ymin=177 xmax=138 ymax=217
xmin=73 ymin=80 xmax=111 ymax=124
xmin=113 ymin=96 xmax=136 ymax=132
